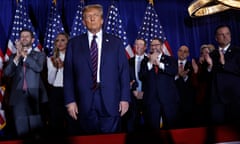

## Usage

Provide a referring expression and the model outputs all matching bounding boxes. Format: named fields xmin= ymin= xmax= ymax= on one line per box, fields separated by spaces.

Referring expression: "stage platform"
xmin=0 ymin=126 xmax=240 ymax=144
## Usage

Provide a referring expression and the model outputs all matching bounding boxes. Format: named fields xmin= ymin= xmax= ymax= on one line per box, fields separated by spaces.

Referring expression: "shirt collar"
xmin=178 ymin=59 xmax=187 ymax=65
xmin=219 ymin=43 xmax=230 ymax=52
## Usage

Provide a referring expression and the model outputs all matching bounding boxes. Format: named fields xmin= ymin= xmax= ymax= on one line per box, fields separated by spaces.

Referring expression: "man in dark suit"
xmin=64 ymin=4 xmax=130 ymax=135
xmin=125 ymin=38 xmax=148 ymax=132
xmin=209 ymin=25 xmax=240 ymax=126
xmin=175 ymin=45 xmax=196 ymax=127
xmin=4 ymin=29 xmax=47 ymax=138
xmin=139 ymin=38 xmax=179 ymax=129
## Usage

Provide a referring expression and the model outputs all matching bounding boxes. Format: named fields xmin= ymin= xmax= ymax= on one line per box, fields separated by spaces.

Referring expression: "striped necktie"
xmin=90 ymin=35 xmax=98 ymax=89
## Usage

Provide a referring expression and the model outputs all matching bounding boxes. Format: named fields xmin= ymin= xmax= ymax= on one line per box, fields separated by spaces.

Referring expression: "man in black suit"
xmin=175 ymin=45 xmax=196 ymax=127
xmin=4 ymin=29 xmax=47 ymax=138
xmin=210 ymin=25 xmax=240 ymax=126
xmin=139 ymin=38 xmax=179 ymax=129
xmin=125 ymin=38 xmax=148 ymax=132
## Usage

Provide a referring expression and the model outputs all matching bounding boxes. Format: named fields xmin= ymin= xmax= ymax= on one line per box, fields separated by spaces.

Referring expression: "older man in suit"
xmin=4 ymin=29 xmax=47 ymax=138
xmin=64 ymin=4 xmax=130 ymax=135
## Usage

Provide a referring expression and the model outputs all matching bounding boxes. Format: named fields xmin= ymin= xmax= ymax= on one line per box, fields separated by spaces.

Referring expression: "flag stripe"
xmin=104 ymin=3 xmax=134 ymax=59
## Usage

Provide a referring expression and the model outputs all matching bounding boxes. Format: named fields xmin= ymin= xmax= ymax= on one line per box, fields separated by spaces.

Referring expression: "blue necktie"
xmin=90 ymin=35 xmax=98 ymax=89
xmin=136 ymin=56 xmax=142 ymax=91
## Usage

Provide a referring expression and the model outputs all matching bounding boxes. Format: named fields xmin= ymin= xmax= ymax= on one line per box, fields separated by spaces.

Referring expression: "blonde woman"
xmin=47 ymin=32 xmax=68 ymax=136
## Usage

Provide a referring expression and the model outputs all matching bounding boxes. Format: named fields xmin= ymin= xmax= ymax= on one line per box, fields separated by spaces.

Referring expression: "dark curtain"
xmin=0 ymin=0 xmax=240 ymax=59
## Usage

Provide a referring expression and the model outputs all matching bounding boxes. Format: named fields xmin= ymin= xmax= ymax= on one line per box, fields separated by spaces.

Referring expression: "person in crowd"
xmin=125 ymin=38 xmax=148 ymax=132
xmin=191 ymin=44 xmax=215 ymax=126
xmin=47 ymin=32 xmax=69 ymax=136
xmin=63 ymin=4 xmax=130 ymax=135
xmin=209 ymin=25 xmax=240 ymax=127
xmin=139 ymin=38 xmax=179 ymax=129
xmin=175 ymin=45 xmax=196 ymax=127
xmin=3 ymin=29 xmax=48 ymax=138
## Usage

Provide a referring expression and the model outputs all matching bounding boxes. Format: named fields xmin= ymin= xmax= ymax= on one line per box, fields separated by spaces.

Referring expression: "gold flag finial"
xmin=149 ymin=0 xmax=154 ymax=5
xmin=53 ymin=0 xmax=57 ymax=5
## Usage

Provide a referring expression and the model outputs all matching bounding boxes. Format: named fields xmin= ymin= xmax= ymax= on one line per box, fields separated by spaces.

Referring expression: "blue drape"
xmin=0 ymin=0 xmax=240 ymax=59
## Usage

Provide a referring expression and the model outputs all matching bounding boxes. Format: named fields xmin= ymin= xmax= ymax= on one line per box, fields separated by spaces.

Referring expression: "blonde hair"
xmin=200 ymin=44 xmax=215 ymax=53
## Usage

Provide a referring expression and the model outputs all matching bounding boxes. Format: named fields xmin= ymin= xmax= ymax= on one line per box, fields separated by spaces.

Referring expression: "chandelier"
xmin=188 ymin=0 xmax=240 ymax=17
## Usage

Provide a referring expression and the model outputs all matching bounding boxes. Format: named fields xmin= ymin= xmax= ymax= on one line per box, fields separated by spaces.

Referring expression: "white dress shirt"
xmin=47 ymin=52 xmax=65 ymax=87
xmin=135 ymin=55 xmax=144 ymax=91
xmin=88 ymin=30 xmax=103 ymax=83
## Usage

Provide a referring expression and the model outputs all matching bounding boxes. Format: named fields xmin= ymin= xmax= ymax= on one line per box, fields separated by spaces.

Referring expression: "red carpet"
xmin=0 ymin=126 xmax=239 ymax=144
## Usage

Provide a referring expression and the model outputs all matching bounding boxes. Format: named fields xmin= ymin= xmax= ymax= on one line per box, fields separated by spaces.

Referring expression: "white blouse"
xmin=47 ymin=52 xmax=65 ymax=87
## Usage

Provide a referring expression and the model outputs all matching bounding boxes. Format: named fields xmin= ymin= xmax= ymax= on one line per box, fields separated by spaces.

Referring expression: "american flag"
xmin=0 ymin=86 xmax=6 ymax=130
xmin=0 ymin=49 xmax=4 ymax=70
xmin=137 ymin=1 xmax=173 ymax=56
xmin=104 ymin=3 xmax=134 ymax=59
xmin=5 ymin=0 xmax=42 ymax=61
xmin=43 ymin=0 xmax=65 ymax=57
xmin=70 ymin=0 xmax=86 ymax=38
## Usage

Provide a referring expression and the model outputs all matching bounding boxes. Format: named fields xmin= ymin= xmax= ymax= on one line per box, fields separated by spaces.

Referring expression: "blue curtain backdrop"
xmin=0 ymin=0 xmax=240 ymax=59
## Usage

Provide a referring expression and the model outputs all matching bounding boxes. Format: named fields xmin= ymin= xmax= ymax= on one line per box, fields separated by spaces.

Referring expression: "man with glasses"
xmin=139 ymin=38 xmax=179 ymax=130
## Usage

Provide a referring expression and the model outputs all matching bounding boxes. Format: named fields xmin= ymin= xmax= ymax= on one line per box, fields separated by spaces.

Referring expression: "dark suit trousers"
xmin=12 ymin=91 xmax=43 ymax=136
xmin=78 ymin=88 xmax=121 ymax=134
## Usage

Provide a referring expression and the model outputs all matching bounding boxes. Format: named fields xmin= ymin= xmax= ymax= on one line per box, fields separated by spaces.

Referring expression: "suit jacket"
xmin=175 ymin=60 xmax=196 ymax=107
xmin=210 ymin=45 xmax=240 ymax=104
xmin=64 ymin=32 xmax=130 ymax=116
xmin=128 ymin=55 xmax=148 ymax=91
xmin=139 ymin=54 xmax=179 ymax=105
xmin=4 ymin=50 xmax=48 ymax=106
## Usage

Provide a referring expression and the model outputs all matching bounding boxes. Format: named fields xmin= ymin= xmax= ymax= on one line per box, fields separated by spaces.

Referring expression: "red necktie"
xmin=90 ymin=35 xmax=98 ymax=89
xmin=154 ymin=65 xmax=158 ymax=74
xmin=23 ymin=63 xmax=27 ymax=91
xmin=179 ymin=62 xmax=184 ymax=69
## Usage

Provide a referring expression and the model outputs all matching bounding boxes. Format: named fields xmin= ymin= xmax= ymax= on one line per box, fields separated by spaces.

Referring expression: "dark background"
xmin=0 ymin=0 xmax=240 ymax=59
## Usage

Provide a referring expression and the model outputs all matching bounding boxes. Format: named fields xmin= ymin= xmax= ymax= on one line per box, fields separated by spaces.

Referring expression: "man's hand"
xmin=66 ymin=102 xmax=78 ymax=120
xmin=119 ymin=101 xmax=129 ymax=116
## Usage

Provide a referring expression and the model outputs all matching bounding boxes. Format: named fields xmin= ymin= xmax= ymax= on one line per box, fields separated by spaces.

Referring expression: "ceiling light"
xmin=217 ymin=0 xmax=240 ymax=9
xmin=188 ymin=0 xmax=231 ymax=17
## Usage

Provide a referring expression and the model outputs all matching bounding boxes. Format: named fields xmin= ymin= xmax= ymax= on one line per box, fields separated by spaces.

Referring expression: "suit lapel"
xmin=101 ymin=33 xmax=110 ymax=67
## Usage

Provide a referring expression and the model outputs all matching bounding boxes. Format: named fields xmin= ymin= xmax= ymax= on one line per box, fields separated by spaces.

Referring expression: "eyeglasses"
xmin=150 ymin=44 xmax=161 ymax=47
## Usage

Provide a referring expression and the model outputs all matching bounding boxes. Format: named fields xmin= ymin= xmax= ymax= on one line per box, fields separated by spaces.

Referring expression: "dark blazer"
xmin=210 ymin=45 xmax=240 ymax=104
xmin=4 ymin=50 xmax=48 ymax=106
xmin=175 ymin=60 xmax=195 ymax=107
xmin=128 ymin=55 xmax=148 ymax=91
xmin=140 ymin=54 xmax=179 ymax=105
xmin=64 ymin=32 xmax=131 ymax=117
xmin=139 ymin=54 xmax=179 ymax=128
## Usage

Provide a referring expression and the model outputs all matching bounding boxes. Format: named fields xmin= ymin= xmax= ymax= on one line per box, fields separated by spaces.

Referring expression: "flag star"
xmin=70 ymin=1 xmax=86 ymax=38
